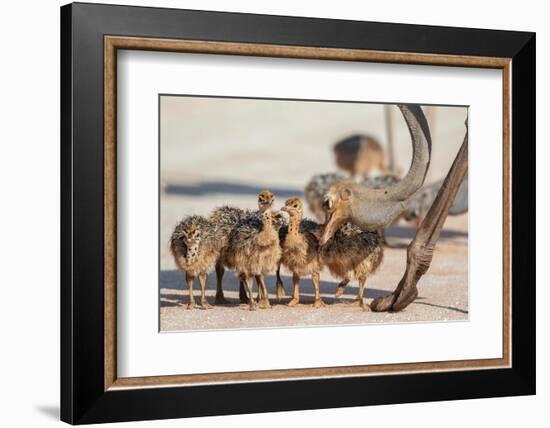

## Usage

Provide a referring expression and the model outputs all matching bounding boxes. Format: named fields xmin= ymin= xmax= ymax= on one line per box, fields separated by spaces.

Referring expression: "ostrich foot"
xmin=287 ymin=298 xmax=299 ymax=307
xmin=187 ymin=301 xmax=196 ymax=310
xmin=247 ymin=302 xmax=257 ymax=311
xmin=200 ymin=299 xmax=213 ymax=309
xmin=370 ymin=293 xmax=396 ymax=312
xmin=214 ymin=293 xmax=230 ymax=305
xmin=357 ymin=298 xmax=370 ymax=311
xmin=370 ymin=286 xmax=418 ymax=312
xmin=353 ymin=296 xmax=368 ymax=309
xmin=276 ymin=281 xmax=286 ymax=300
xmin=393 ymin=286 xmax=418 ymax=312
xmin=258 ymin=299 xmax=272 ymax=309
xmin=313 ymin=299 xmax=326 ymax=308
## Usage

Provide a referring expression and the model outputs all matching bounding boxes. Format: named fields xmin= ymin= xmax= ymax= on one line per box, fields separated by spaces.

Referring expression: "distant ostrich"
xmin=279 ymin=197 xmax=325 ymax=308
xmin=223 ymin=210 xmax=281 ymax=310
xmin=333 ymin=134 xmax=387 ymax=178
xmin=404 ymin=173 xmax=468 ymax=226
xmin=170 ymin=215 xmax=221 ymax=309
xmin=319 ymin=223 xmax=384 ymax=309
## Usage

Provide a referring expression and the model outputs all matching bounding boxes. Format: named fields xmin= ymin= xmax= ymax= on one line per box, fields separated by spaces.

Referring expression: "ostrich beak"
xmin=319 ymin=211 xmax=347 ymax=245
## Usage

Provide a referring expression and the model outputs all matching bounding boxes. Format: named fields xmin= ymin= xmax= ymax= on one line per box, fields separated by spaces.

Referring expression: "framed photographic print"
xmin=60 ymin=2 xmax=535 ymax=424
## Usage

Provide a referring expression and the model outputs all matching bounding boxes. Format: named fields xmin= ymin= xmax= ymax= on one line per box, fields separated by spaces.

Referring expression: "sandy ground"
xmin=159 ymin=98 xmax=468 ymax=331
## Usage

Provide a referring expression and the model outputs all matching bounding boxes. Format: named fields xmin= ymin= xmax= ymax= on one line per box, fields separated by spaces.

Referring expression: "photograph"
xmin=159 ymin=95 xmax=469 ymax=332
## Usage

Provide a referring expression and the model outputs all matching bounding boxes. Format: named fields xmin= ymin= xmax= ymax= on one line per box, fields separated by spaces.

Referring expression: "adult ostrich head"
xmin=320 ymin=104 xmax=432 ymax=245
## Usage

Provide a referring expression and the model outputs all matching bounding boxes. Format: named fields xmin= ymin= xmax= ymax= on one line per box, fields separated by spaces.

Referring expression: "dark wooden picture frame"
xmin=61 ymin=2 xmax=535 ymax=424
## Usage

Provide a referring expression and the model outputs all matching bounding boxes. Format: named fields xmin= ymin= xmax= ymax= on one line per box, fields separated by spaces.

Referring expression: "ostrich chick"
xmin=210 ymin=190 xmax=280 ymax=304
xmin=255 ymin=191 xmax=287 ymax=301
xmin=320 ymin=223 xmax=383 ymax=310
xmin=209 ymin=205 xmax=250 ymax=304
xmin=279 ymin=198 xmax=325 ymax=308
xmin=224 ymin=210 xmax=281 ymax=310
xmin=170 ymin=215 xmax=222 ymax=309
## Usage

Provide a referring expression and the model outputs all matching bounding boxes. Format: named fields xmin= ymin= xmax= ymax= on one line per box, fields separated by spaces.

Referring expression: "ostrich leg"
xmin=275 ymin=264 xmax=286 ymax=300
xmin=371 ymin=124 xmax=469 ymax=312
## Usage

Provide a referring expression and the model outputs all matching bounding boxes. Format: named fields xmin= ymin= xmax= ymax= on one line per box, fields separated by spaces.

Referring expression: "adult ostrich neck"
xmin=388 ymin=105 xmax=432 ymax=200
xmin=350 ymin=104 xmax=432 ymax=229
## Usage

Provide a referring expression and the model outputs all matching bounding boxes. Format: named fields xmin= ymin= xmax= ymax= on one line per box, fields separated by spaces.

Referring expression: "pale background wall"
xmin=0 ymin=0 xmax=545 ymax=427
xmin=160 ymin=97 xmax=466 ymax=187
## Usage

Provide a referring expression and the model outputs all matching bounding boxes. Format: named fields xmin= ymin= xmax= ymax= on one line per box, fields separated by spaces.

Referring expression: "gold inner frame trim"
xmin=104 ymin=35 xmax=512 ymax=391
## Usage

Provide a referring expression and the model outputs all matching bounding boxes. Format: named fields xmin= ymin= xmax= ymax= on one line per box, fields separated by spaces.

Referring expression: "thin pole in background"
xmin=424 ymin=106 xmax=436 ymax=139
xmin=384 ymin=104 xmax=396 ymax=173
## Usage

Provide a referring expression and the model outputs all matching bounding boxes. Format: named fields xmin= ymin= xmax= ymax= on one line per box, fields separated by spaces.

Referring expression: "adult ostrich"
xmin=320 ymin=104 xmax=468 ymax=312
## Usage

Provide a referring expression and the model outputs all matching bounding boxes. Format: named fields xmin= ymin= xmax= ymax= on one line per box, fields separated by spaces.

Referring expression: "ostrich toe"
xmin=313 ymin=299 xmax=326 ymax=308
xmin=287 ymin=298 xmax=299 ymax=307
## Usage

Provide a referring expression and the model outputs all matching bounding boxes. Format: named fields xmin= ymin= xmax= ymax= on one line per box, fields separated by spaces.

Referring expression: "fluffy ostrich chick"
xmin=170 ymin=215 xmax=222 ymax=309
xmin=279 ymin=197 xmax=325 ymax=308
xmin=223 ymin=210 xmax=281 ymax=310
xmin=209 ymin=205 xmax=250 ymax=304
xmin=320 ymin=223 xmax=383 ymax=310
xmin=210 ymin=190 xmax=276 ymax=304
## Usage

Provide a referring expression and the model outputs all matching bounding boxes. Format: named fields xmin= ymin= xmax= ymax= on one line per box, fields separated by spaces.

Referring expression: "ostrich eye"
xmin=340 ymin=188 xmax=352 ymax=200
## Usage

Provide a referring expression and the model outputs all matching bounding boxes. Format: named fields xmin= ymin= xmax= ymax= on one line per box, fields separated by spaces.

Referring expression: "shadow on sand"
xmin=384 ymin=225 xmax=468 ymax=249
xmin=164 ymin=181 xmax=302 ymax=199
xmin=160 ymin=270 xmax=389 ymax=307
xmin=386 ymin=225 xmax=467 ymax=241
xmin=160 ymin=270 xmax=469 ymax=315
xmin=412 ymin=300 xmax=469 ymax=315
